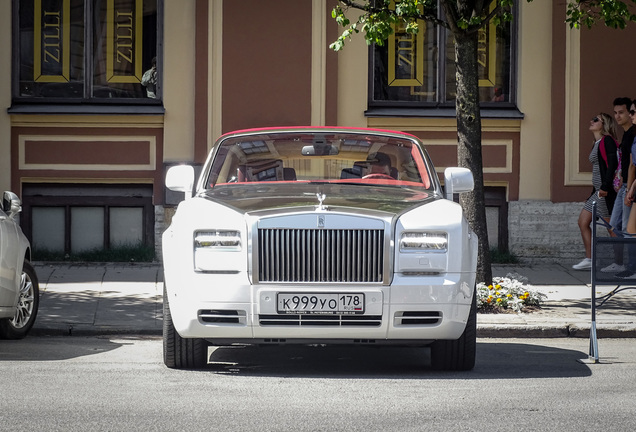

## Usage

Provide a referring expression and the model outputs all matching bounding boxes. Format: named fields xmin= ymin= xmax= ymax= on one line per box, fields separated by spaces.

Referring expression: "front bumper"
xmin=164 ymin=270 xmax=475 ymax=345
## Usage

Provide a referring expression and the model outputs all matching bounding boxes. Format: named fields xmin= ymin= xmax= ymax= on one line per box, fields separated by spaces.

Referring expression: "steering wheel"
xmin=362 ymin=173 xmax=394 ymax=180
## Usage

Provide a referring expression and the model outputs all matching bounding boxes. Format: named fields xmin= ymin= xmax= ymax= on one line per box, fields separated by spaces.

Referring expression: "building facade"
xmin=2 ymin=0 xmax=636 ymax=263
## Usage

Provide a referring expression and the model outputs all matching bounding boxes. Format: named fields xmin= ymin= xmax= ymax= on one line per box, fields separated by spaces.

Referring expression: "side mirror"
xmin=166 ymin=165 xmax=195 ymax=200
xmin=444 ymin=167 xmax=474 ymax=200
xmin=2 ymin=191 xmax=22 ymax=218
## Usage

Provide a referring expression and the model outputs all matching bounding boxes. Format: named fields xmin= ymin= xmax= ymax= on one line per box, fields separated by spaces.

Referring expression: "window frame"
xmin=21 ymin=191 xmax=155 ymax=255
xmin=366 ymin=1 xmax=521 ymax=118
xmin=10 ymin=0 xmax=164 ymax=113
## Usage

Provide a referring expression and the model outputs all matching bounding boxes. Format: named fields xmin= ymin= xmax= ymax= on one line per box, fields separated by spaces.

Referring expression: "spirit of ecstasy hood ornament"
xmin=316 ymin=193 xmax=327 ymax=211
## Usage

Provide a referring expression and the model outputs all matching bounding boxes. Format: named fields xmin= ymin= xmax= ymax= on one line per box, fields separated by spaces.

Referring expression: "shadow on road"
xmin=0 ymin=336 xmax=128 ymax=361
xmin=201 ymin=342 xmax=592 ymax=379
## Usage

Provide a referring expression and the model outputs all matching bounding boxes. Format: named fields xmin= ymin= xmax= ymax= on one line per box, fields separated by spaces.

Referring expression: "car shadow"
xmin=0 ymin=336 xmax=127 ymax=361
xmin=200 ymin=342 xmax=592 ymax=379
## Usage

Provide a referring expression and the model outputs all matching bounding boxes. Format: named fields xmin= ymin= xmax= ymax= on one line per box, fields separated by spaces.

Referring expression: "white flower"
xmin=476 ymin=274 xmax=546 ymax=312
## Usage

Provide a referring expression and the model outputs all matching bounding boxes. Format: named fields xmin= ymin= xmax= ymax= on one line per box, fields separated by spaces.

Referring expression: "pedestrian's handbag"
xmin=600 ymin=136 xmax=622 ymax=192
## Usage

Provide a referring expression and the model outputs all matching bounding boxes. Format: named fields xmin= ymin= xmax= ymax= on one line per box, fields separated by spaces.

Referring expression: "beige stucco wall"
xmin=163 ymin=0 xmax=196 ymax=162
xmin=0 ymin=2 xmax=12 ymax=192
xmin=209 ymin=0 xmax=223 ymax=149
xmin=517 ymin=0 xmax=552 ymax=200
xmin=336 ymin=24 xmax=368 ymax=128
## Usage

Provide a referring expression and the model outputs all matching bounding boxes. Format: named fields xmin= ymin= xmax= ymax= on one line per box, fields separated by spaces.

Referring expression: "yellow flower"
xmin=495 ymin=284 xmax=501 ymax=289
xmin=506 ymin=293 xmax=512 ymax=298
xmin=496 ymin=298 xmax=502 ymax=303
xmin=488 ymin=285 xmax=494 ymax=290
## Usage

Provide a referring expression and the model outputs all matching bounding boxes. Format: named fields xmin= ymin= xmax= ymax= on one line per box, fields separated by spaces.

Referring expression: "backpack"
xmin=599 ymin=135 xmax=622 ymax=192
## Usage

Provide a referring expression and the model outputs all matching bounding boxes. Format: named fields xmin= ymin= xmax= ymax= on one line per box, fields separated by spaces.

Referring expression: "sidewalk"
xmin=33 ymin=263 xmax=163 ymax=336
xmin=30 ymin=262 xmax=636 ymax=338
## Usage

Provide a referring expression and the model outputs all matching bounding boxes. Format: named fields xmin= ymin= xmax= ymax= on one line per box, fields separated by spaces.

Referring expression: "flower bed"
xmin=477 ymin=273 xmax=547 ymax=313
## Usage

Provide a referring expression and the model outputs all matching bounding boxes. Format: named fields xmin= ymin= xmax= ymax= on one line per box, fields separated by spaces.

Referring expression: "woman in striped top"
xmin=573 ymin=112 xmax=619 ymax=270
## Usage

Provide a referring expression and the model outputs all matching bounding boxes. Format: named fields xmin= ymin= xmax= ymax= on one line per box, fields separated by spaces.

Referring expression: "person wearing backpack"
xmin=573 ymin=112 xmax=620 ymax=270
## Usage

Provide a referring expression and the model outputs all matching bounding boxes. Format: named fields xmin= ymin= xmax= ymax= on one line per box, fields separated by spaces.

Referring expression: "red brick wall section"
xmin=222 ymin=1 xmax=312 ymax=132
xmin=11 ymin=126 xmax=165 ymax=205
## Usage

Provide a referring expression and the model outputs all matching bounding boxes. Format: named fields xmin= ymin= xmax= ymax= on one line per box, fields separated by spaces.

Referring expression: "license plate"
xmin=277 ymin=293 xmax=365 ymax=315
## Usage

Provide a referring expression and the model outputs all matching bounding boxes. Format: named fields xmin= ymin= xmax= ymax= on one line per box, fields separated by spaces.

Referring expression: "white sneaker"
xmin=616 ymin=270 xmax=636 ymax=279
xmin=601 ymin=263 xmax=626 ymax=273
xmin=572 ymin=258 xmax=592 ymax=270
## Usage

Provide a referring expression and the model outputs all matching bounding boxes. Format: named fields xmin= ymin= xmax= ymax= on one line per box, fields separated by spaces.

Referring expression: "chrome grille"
xmin=394 ymin=311 xmax=442 ymax=326
xmin=259 ymin=314 xmax=382 ymax=326
xmin=258 ymin=228 xmax=384 ymax=283
xmin=198 ymin=310 xmax=246 ymax=325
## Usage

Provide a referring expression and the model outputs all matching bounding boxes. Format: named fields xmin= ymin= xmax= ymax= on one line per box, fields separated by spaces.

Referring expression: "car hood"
xmin=197 ymin=183 xmax=437 ymax=215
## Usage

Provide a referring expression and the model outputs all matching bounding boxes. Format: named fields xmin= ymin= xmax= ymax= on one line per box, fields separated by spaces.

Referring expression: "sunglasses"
xmin=630 ymin=110 xmax=636 ymax=116
xmin=592 ymin=117 xmax=600 ymax=123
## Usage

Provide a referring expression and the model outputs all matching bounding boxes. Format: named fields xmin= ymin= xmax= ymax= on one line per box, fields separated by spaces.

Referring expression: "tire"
xmin=430 ymin=290 xmax=477 ymax=371
xmin=0 ymin=260 xmax=40 ymax=340
xmin=163 ymin=286 xmax=208 ymax=369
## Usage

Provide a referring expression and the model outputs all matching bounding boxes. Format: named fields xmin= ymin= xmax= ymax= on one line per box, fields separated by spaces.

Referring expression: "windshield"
xmin=202 ymin=130 xmax=436 ymax=191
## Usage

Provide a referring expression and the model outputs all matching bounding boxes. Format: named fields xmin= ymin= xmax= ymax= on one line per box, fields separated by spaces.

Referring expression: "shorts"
xmin=584 ymin=190 xmax=610 ymax=219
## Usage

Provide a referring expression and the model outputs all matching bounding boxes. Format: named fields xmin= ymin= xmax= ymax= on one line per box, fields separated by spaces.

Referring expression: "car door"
xmin=0 ymin=207 xmax=19 ymax=309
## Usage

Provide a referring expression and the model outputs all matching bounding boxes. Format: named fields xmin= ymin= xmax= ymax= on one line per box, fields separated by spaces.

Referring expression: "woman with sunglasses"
xmin=573 ymin=113 xmax=620 ymax=270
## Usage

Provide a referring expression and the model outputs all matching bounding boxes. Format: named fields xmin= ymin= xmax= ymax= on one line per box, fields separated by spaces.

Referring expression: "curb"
xmin=30 ymin=326 xmax=162 ymax=338
xmin=477 ymin=323 xmax=636 ymax=338
xmin=29 ymin=324 xmax=636 ymax=338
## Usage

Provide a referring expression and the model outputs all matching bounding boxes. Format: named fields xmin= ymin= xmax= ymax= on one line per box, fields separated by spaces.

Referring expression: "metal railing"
xmin=589 ymin=202 xmax=636 ymax=362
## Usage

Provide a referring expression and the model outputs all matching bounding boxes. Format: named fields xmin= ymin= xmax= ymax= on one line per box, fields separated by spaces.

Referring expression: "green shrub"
xmin=33 ymin=243 xmax=155 ymax=263
xmin=490 ymin=247 xmax=520 ymax=264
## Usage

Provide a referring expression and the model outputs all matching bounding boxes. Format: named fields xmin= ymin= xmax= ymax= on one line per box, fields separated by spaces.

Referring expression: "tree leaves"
xmin=565 ymin=0 xmax=636 ymax=29
xmin=331 ymin=0 xmax=636 ymax=49
xmin=330 ymin=0 xmax=522 ymax=51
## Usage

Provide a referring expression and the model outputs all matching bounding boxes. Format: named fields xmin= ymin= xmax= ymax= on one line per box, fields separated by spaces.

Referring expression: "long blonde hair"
xmin=599 ymin=112 xmax=619 ymax=140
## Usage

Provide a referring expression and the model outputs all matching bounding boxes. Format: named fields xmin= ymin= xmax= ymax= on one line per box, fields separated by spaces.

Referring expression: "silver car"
xmin=163 ymin=127 xmax=477 ymax=370
xmin=0 ymin=191 xmax=39 ymax=339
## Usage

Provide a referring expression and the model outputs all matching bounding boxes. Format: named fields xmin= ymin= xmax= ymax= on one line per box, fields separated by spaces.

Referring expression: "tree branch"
xmin=337 ymin=0 xmax=450 ymax=30
xmin=338 ymin=0 xmax=374 ymax=12
xmin=465 ymin=0 xmax=504 ymax=35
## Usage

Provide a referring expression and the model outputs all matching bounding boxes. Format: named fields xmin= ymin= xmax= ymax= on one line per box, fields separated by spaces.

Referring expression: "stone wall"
xmin=155 ymin=206 xmax=177 ymax=261
xmin=509 ymin=200 xmax=595 ymax=264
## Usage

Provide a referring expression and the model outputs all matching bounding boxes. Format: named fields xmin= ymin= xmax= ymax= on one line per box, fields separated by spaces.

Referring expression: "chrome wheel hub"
xmin=10 ymin=270 xmax=35 ymax=329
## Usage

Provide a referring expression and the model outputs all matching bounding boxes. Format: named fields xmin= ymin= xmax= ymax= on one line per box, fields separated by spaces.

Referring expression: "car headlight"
xmin=194 ymin=230 xmax=241 ymax=250
xmin=400 ymin=232 xmax=447 ymax=252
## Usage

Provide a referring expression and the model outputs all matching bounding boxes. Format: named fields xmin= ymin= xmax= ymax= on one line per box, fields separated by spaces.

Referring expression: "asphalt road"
xmin=1 ymin=336 xmax=636 ymax=431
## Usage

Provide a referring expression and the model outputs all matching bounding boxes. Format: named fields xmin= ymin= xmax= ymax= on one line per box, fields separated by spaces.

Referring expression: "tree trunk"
xmin=453 ymin=31 xmax=492 ymax=285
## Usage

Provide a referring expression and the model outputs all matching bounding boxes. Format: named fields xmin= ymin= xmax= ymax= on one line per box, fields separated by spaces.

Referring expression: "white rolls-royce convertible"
xmin=163 ymin=127 xmax=478 ymax=370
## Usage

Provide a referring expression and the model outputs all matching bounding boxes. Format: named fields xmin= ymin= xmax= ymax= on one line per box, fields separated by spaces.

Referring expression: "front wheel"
xmin=0 ymin=260 xmax=40 ymax=339
xmin=430 ymin=292 xmax=477 ymax=371
xmin=163 ymin=286 xmax=208 ymax=369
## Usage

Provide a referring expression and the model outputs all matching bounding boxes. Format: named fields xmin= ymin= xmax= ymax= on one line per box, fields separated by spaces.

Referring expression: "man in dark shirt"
xmin=602 ymin=97 xmax=635 ymax=273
